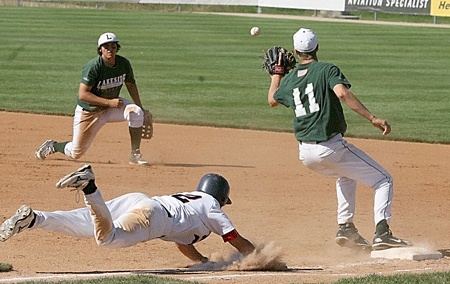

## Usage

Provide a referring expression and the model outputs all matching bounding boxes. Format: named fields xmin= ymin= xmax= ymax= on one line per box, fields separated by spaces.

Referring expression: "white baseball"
xmin=250 ymin=27 xmax=260 ymax=36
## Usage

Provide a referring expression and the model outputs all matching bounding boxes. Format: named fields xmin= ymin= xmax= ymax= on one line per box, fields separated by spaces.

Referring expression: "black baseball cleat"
xmin=335 ymin=223 xmax=372 ymax=251
xmin=372 ymin=230 xmax=412 ymax=250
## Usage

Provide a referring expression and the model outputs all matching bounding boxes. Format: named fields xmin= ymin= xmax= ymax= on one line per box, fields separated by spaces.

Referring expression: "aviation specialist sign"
xmin=346 ymin=0 xmax=430 ymax=15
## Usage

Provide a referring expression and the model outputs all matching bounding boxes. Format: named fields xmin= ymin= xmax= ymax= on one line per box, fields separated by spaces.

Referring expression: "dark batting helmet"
xmin=196 ymin=173 xmax=232 ymax=207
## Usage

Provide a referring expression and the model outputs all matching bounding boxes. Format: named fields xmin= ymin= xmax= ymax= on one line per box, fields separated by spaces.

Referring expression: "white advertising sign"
xmin=258 ymin=0 xmax=345 ymax=11
xmin=139 ymin=0 xmax=345 ymax=11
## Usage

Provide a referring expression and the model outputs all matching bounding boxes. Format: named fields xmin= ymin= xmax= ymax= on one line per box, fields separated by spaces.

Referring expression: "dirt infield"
xmin=0 ymin=111 xmax=449 ymax=283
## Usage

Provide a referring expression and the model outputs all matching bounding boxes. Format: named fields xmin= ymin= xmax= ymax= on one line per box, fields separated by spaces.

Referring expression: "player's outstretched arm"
xmin=228 ymin=233 xmax=255 ymax=255
xmin=333 ymin=84 xmax=391 ymax=135
xmin=175 ymin=243 xmax=208 ymax=263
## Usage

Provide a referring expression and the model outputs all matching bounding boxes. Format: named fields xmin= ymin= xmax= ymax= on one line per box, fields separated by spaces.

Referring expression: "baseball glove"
xmin=142 ymin=109 xmax=154 ymax=139
xmin=261 ymin=46 xmax=297 ymax=76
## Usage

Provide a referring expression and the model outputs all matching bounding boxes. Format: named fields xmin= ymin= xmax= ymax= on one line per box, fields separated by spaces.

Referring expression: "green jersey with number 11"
xmin=274 ymin=61 xmax=351 ymax=142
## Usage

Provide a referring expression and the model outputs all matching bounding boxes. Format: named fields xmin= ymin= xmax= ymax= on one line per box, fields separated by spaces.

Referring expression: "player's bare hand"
xmin=371 ymin=117 xmax=391 ymax=135
xmin=108 ymin=98 xmax=123 ymax=108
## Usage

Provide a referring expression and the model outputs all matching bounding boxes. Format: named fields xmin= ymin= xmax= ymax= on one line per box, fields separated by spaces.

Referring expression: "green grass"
xmin=333 ymin=271 xmax=450 ymax=283
xmin=1 ymin=7 xmax=449 ymax=143
xmin=0 ymin=262 xmax=13 ymax=272
xmin=21 ymin=275 xmax=201 ymax=283
xmin=14 ymin=271 xmax=450 ymax=283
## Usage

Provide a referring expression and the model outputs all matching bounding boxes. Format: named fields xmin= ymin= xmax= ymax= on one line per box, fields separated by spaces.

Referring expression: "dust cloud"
xmin=188 ymin=242 xmax=288 ymax=271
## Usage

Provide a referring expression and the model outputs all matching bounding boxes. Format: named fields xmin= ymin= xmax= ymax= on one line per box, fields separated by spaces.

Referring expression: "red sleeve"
xmin=222 ymin=229 xmax=238 ymax=243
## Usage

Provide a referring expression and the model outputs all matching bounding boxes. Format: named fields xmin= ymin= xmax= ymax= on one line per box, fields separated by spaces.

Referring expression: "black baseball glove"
xmin=262 ymin=46 xmax=297 ymax=76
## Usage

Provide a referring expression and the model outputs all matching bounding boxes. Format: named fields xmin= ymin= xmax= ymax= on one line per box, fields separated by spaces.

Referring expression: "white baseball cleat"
xmin=56 ymin=164 xmax=95 ymax=190
xmin=35 ymin=139 xmax=56 ymax=160
xmin=129 ymin=149 xmax=149 ymax=166
xmin=0 ymin=205 xmax=35 ymax=242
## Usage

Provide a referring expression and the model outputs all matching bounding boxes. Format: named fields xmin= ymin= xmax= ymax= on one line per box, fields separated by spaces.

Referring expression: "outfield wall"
xmin=138 ymin=0 xmax=345 ymax=12
xmin=137 ymin=0 xmax=449 ymax=17
xmin=12 ymin=0 xmax=450 ymax=18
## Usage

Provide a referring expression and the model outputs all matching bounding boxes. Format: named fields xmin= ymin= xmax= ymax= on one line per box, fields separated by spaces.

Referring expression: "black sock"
xmin=129 ymin=127 xmax=142 ymax=152
xmin=376 ymin=219 xmax=389 ymax=234
xmin=82 ymin=180 xmax=97 ymax=195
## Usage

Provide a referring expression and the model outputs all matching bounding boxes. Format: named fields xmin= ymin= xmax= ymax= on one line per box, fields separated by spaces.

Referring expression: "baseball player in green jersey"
xmin=35 ymin=32 xmax=149 ymax=165
xmin=267 ymin=28 xmax=412 ymax=251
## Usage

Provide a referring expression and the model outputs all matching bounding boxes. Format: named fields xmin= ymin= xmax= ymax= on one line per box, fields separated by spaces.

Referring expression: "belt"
xmin=299 ymin=134 xmax=343 ymax=145
xmin=299 ymin=141 xmax=318 ymax=145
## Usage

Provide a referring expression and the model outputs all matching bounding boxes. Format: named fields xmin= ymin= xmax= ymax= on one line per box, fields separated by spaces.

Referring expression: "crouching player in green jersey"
xmin=35 ymin=32 xmax=150 ymax=166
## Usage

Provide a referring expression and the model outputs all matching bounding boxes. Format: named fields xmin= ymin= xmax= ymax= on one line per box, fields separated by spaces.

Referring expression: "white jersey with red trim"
xmin=31 ymin=190 xmax=236 ymax=249
xmin=152 ymin=191 xmax=235 ymax=245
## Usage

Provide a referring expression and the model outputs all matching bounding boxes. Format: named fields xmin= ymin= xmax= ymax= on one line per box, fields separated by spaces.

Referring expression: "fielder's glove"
xmin=262 ymin=46 xmax=297 ymax=76
xmin=142 ymin=109 xmax=154 ymax=139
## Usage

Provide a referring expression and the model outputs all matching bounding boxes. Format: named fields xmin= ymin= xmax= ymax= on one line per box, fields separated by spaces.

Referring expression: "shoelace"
xmin=41 ymin=146 xmax=55 ymax=158
xmin=70 ymin=181 xmax=89 ymax=203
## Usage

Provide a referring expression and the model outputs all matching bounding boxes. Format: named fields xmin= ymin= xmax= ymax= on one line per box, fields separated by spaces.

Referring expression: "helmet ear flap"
xmin=196 ymin=173 xmax=230 ymax=207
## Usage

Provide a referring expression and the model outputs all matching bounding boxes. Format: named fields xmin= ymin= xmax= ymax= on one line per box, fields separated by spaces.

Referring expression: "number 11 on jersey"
xmin=293 ymin=83 xmax=320 ymax=117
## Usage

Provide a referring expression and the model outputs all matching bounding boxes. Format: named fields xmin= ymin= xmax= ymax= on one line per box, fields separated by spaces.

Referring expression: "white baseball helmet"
xmin=97 ymin=32 xmax=119 ymax=47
